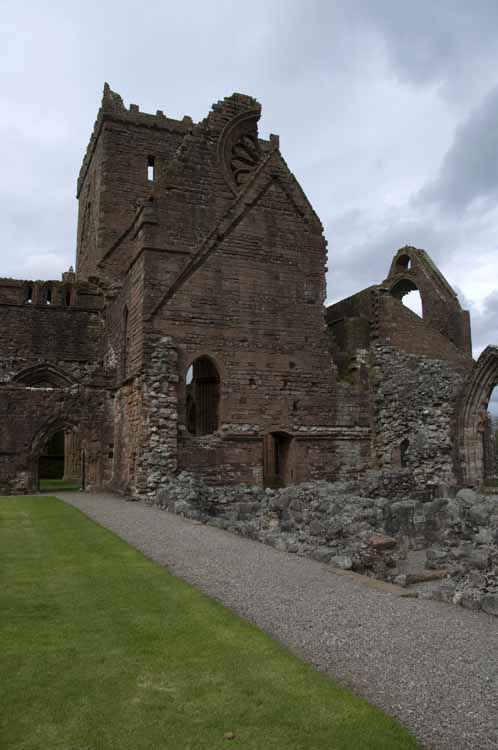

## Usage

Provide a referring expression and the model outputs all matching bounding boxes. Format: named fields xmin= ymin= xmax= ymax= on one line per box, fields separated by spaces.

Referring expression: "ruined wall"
xmin=0 ymin=274 xmax=114 ymax=494
xmin=153 ymin=474 xmax=498 ymax=618
xmin=377 ymin=294 xmax=472 ymax=367
xmin=150 ymin=177 xmax=352 ymax=484
xmin=3 ymin=88 xmax=484 ymax=496
xmin=0 ymin=304 xmax=103 ymax=383
xmin=111 ymin=381 xmax=143 ymax=493
xmin=383 ymin=247 xmax=472 ymax=356
xmin=102 ymin=253 xmax=147 ymax=384
xmin=0 ymin=383 xmax=112 ymax=494
xmin=370 ymin=346 xmax=467 ymax=484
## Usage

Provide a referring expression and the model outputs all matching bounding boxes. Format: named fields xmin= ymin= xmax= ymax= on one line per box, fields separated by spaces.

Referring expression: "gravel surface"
xmin=56 ymin=491 xmax=498 ymax=750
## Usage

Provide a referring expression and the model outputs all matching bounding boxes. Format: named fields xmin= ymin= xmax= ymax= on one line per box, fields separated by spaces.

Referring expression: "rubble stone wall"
xmin=153 ymin=473 xmax=498 ymax=617
xmin=371 ymin=346 xmax=466 ymax=484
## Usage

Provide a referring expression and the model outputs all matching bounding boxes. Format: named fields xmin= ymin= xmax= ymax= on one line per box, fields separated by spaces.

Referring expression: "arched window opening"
xmin=25 ymin=285 xmax=33 ymax=304
xmin=185 ymin=357 xmax=220 ymax=436
xmin=64 ymin=288 xmax=72 ymax=306
xmin=400 ymin=438 xmax=410 ymax=468
xmin=395 ymin=254 xmax=412 ymax=272
xmin=489 ymin=385 xmax=498 ymax=420
xmin=402 ymin=289 xmax=423 ymax=317
xmin=391 ymin=278 xmax=423 ymax=318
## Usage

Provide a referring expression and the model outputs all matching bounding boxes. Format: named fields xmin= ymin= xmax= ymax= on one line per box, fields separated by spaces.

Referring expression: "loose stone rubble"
xmin=153 ymin=473 xmax=498 ymax=617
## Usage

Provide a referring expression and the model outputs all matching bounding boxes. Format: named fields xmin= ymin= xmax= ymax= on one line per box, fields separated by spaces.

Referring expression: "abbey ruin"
xmin=1 ymin=85 xmax=497 ymax=497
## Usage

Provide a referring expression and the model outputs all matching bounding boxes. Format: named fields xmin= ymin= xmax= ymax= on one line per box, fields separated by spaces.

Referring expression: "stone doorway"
xmin=32 ymin=422 xmax=83 ymax=492
xmin=263 ymin=431 xmax=293 ymax=487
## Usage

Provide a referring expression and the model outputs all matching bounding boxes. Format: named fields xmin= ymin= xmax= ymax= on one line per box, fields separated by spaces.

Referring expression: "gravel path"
xmin=57 ymin=491 xmax=498 ymax=750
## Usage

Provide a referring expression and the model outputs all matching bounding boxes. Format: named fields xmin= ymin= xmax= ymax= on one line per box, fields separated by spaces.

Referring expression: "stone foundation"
xmin=153 ymin=474 xmax=498 ymax=617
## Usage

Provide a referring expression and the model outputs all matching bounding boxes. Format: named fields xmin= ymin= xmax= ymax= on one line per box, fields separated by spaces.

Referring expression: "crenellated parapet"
xmin=0 ymin=275 xmax=103 ymax=310
xmin=77 ymin=83 xmax=194 ymax=199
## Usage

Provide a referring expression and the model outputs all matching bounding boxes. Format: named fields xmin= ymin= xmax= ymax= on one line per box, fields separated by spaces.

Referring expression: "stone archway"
xmin=30 ymin=418 xmax=83 ymax=492
xmin=456 ymin=346 xmax=498 ymax=485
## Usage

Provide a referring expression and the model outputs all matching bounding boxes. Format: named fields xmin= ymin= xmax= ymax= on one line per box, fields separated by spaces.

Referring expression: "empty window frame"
xmin=185 ymin=357 xmax=220 ymax=436
xmin=147 ymin=156 xmax=155 ymax=182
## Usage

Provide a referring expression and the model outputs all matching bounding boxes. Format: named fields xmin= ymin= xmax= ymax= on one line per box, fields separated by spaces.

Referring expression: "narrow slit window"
xmin=147 ymin=156 xmax=155 ymax=182
xmin=65 ymin=290 xmax=71 ymax=306
xmin=46 ymin=287 xmax=52 ymax=305
xmin=26 ymin=286 xmax=33 ymax=304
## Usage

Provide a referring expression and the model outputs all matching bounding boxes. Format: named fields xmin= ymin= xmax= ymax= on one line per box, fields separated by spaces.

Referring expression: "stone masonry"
xmin=0 ymin=85 xmax=497 ymax=499
xmin=154 ymin=473 xmax=498 ymax=617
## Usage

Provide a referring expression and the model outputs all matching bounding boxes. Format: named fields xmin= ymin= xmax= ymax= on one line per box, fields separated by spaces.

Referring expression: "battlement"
xmin=0 ymin=275 xmax=102 ymax=310
xmin=77 ymin=83 xmax=195 ymax=197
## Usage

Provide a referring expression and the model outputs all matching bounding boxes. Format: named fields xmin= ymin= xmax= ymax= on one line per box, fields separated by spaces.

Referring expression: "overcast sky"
xmin=2 ymin=1 xmax=498 ymax=398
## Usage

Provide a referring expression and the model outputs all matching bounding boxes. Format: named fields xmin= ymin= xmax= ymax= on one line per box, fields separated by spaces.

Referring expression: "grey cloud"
xmin=416 ymin=85 xmax=498 ymax=212
xmin=360 ymin=1 xmax=498 ymax=98
xmin=326 ymin=211 xmax=447 ymax=303
xmin=269 ymin=1 xmax=498 ymax=104
xmin=466 ymin=290 xmax=498 ymax=353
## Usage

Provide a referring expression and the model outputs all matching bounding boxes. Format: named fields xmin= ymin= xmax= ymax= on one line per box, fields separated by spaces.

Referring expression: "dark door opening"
xmin=38 ymin=431 xmax=65 ymax=482
xmin=263 ymin=432 xmax=293 ymax=487
xmin=37 ymin=429 xmax=83 ymax=490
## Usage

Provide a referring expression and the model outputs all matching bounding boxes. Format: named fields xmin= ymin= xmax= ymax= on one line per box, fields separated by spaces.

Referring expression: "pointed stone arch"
xmin=184 ymin=355 xmax=221 ymax=436
xmin=456 ymin=346 xmax=498 ymax=484
xmin=13 ymin=364 xmax=73 ymax=388
xmin=30 ymin=417 xmax=83 ymax=491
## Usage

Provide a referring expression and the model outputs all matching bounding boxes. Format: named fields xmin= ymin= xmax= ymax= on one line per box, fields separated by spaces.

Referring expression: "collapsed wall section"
xmin=111 ymin=334 xmax=179 ymax=499
xmin=370 ymin=346 xmax=466 ymax=484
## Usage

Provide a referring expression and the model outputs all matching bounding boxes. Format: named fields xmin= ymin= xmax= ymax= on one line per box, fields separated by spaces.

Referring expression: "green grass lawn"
xmin=39 ymin=478 xmax=81 ymax=492
xmin=0 ymin=496 xmax=421 ymax=750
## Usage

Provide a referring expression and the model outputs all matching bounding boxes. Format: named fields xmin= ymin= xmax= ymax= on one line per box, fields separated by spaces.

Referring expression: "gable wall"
xmin=154 ymin=179 xmax=336 ymax=429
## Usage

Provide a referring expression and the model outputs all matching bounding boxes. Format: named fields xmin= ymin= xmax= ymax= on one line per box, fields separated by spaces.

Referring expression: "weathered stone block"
xmin=480 ymin=593 xmax=498 ymax=617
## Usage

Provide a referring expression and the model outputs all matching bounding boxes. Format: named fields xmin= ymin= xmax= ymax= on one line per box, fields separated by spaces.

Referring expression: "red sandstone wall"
xmin=153 ymin=177 xmax=336 ymax=431
xmin=0 ymin=384 xmax=112 ymax=494
xmin=76 ymin=101 xmax=190 ymax=279
xmin=0 ymin=305 xmax=102 ymax=370
xmin=377 ymin=296 xmax=472 ymax=369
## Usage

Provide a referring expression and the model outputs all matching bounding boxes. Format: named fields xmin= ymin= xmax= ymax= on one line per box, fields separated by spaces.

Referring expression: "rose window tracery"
xmin=230 ymin=132 xmax=261 ymax=187
xmin=217 ymin=107 xmax=262 ymax=193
